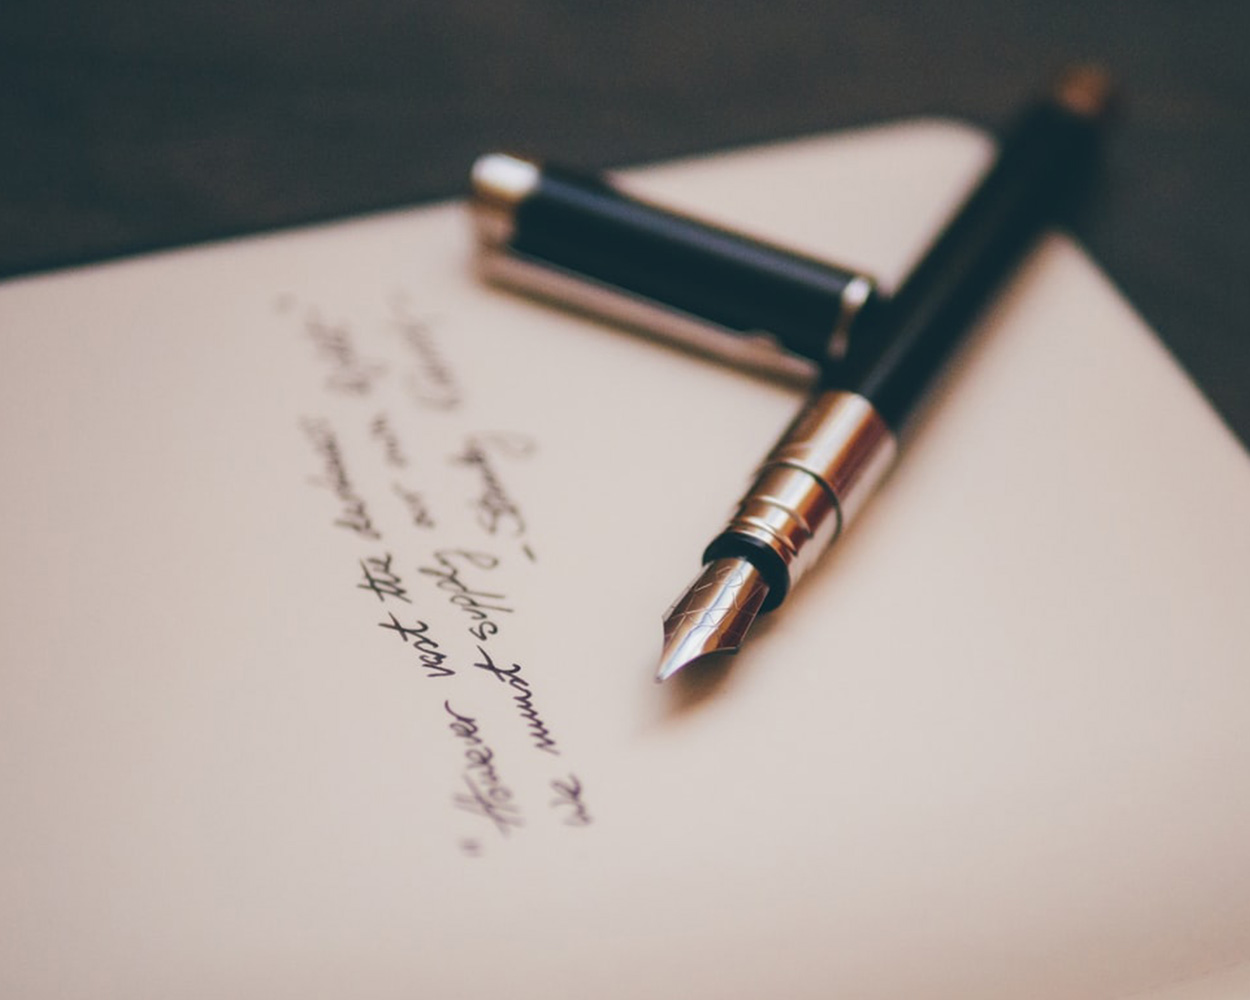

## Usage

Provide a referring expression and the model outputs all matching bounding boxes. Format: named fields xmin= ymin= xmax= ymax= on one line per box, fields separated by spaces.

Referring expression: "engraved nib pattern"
xmin=657 ymin=557 xmax=770 ymax=681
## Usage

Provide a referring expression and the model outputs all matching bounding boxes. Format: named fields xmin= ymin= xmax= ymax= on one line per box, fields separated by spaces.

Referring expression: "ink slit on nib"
xmin=657 ymin=557 xmax=770 ymax=682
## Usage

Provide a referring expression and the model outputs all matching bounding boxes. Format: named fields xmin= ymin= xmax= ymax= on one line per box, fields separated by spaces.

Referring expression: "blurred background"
xmin=3 ymin=1 xmax=1247 ymax=441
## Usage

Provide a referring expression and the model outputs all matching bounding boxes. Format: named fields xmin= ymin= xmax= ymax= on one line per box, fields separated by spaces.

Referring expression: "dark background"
xmin=3 ymin=2 xmax=1247 ymax=443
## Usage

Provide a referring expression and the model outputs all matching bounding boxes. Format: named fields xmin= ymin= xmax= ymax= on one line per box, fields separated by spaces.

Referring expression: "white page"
xmin=2 ymin=121 xmax=1249 ymax=1000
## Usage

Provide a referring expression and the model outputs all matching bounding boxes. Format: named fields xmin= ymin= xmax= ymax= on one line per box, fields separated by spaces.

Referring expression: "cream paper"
xmin=2 ymin=120 xmax=1249 ymax=999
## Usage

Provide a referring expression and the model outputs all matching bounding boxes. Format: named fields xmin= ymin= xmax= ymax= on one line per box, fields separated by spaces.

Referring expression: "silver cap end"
xmin=657 ymin=557 xmax=770 ymax=682
xmin=470 ymin=153 xmax=541 ymax=247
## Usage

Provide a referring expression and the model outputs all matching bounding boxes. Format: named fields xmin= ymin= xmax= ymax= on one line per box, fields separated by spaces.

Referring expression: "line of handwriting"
xmin=452 ymin=433 xmax=534 ymax=542
xmin=355 ymin=555 xmax=452 ymax=680
xmin=303 ymin=313 xmax=388 ymax=396
xmin=379 ymin=613 xmax=454 ymax=679
xmin=418 ymin=548 xmax=514 ymax=642
xmin=367 ymin=412 xmax=438 ymax=529
xmin=392 ymin=482 xmax=436 ymax=529
xmin=301 ymin=418 xmax=381 ymax=540
xmin=473 ymin=645 xmax=560 ymax=757
xmin=357 ymin=552 xmax=409 ymax=603
xmin=445 ymin=700 xmax=523 ymax=836
xmin=391 ymin=301 xmax=463 ymax=411
xmin=357 ymin=555 xmax=453 ymax=677
xmin=369 ymin=412 xmax=409 ymax=468
xmin=550 ymin=775 xmax=592 ymax=827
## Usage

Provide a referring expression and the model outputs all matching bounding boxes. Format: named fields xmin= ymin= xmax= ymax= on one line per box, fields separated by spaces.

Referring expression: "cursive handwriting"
xmin=445 ymin=701 xmax=522 ymax=835
xmin=418 ymin=549 xmax=513 ymax=642
xmin=357 ymin=552 xmax=410 ymax=603
xmin=451 ymin=434 xmax=534 ymax=539
xmin=379 ymin=613 xmax=453 ymax=678
xmin=473 ymin=645 xmax=559 ymax=756
xmin=392 ymin=482 xmax=436 ymax=529
xmin=290 ymin=297 xmax=593 ymax=851
xmin=550 ymin=774 xmax=592 ymax=827
xmin=369 ymin=412 xmax=409 ymax=468
xmin=304 ymin=314 xmax=387 ymax=396
xmin=301 ymin=418 xmax=381 ymax=540
xmin=393 ymin=303 xmax=463 ymax=411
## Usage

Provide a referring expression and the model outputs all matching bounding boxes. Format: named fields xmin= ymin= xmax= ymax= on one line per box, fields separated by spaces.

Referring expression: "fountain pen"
xmin=658 ymin=67 xmax=1115 ymax=681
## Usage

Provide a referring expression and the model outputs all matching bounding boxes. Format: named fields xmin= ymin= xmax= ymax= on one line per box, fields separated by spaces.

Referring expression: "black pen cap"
xmin=471 ymin=152 xmax=878 ymax=381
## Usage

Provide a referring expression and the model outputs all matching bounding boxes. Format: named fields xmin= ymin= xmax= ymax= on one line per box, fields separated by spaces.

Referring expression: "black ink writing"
xmin=393 ymin=303 xmax=463 ymax=410
xmin=370 ymin=412 xmax=408 ymax=468
xmin=357 ymin=553 xmax=410 ymax=603
xmin=550 ymin=775 xmax=592 ymax=827
xmin=392 ymin=482 xmax=436 ymax=529
xmin=304 ymin=314 xmax=387 ymax=396
xmin=418 ymin=549 xmax=513 ymax=642
xmin=473 ymin=645 xmax=560 ymax=756
xmin=445 ymin=701 xmax=522 ymax=835
xmin=301 ymin=418 xmax=381 ymax=540
xmin=452 ymin=434 xmax=534 ymax=539
xmin=379 ymin=613 xmax=454 ymax=678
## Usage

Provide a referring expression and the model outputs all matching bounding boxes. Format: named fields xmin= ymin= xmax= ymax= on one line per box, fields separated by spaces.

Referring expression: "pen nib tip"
xmin=656 ymin=558 xmax=770 ymax=682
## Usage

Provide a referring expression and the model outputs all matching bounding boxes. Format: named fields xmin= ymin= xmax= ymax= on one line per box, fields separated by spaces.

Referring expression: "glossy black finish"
xmin=836 ymin=94 xmax=1105 ymax=432
xmin=510 ymin=165 xmax=867 ymax=364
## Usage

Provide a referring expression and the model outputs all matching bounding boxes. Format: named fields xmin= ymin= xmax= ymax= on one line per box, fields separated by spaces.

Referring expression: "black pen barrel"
xmin=843 ymin=69 xmax=1112 ymax=431
xmin=659 ymin=68 xmax=1117 ymax=675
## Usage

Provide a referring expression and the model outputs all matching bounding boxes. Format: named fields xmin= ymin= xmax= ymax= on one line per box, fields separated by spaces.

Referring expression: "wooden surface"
xmin=3 ymin=1 xmax=1247 ymax=442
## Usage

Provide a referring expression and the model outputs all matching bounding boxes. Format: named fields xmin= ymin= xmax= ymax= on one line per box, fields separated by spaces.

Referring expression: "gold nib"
xmin=657 ymin=557 xmax=770 ymax=682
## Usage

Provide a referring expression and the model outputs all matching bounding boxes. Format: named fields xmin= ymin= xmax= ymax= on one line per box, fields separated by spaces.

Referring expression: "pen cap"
xmin=471 ymin=152 xmax=877 ymax=381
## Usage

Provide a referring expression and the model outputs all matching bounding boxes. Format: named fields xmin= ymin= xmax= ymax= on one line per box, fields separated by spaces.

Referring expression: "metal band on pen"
xmin=470 ymin=153 xmax=879 ymax=381
xmin=704 ymin=390 xmax=897 ymax=609
xmin=657 ymin=66 xmax=1115 ymax=681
